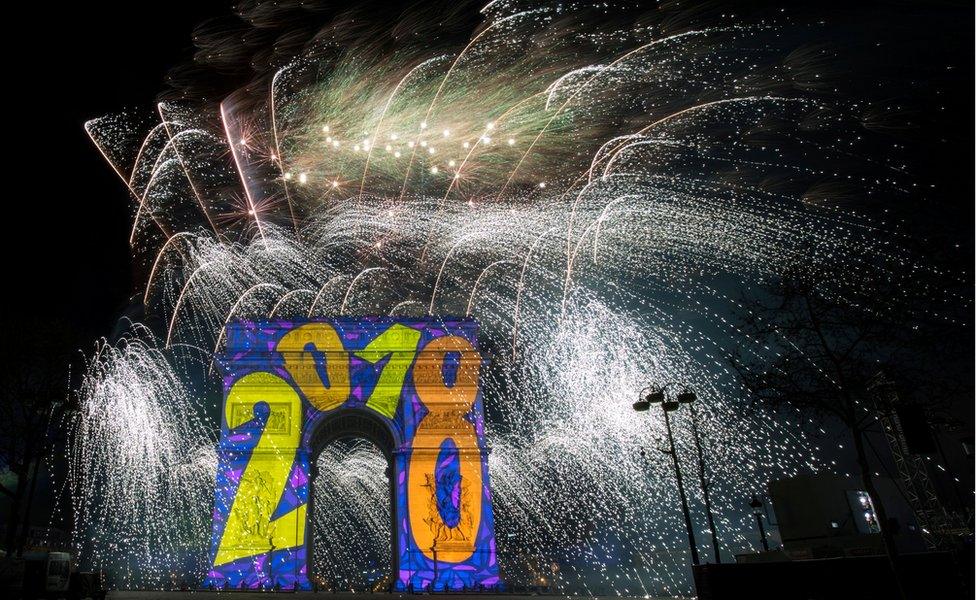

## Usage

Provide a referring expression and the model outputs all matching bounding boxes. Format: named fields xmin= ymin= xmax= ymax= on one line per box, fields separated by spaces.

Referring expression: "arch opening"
xmin=307 ymin=410 xmax=399 ymax=592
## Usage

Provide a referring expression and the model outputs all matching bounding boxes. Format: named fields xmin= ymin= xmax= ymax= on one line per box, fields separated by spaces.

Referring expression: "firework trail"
xmin=71 ymin=0 xmax=949 ymax=594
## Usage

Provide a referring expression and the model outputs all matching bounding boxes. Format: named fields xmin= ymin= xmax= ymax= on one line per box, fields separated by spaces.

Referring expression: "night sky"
xmin=8 ymin=3 xmax=228 ymax=346
xmin=7 ymin=0 xmax=972 ymax=352
xmin=4 ymin=0 xmax=973 ymax=531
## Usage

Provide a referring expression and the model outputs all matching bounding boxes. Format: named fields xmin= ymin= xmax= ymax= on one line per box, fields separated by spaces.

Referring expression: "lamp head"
xmin=676 ymin=388 xmax=696 ymax=404
xmin=632 ymin=400 xmax=650 ymax=412
xmin=645 ymin=387 xmax=665 ymax=404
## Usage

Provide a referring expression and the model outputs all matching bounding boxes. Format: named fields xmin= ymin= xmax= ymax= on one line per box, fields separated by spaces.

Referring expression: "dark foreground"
xmin=103 ymin=594 xmax=680 ymax=600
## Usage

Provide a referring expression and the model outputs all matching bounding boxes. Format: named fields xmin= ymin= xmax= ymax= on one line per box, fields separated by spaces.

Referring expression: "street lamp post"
xmin=633 ymin=386 xmax=700 ymax=566
xmin=750 ymin=494 xmax=769 ymax=552
xmin=689 ymin=405 xmax=722 ymax=564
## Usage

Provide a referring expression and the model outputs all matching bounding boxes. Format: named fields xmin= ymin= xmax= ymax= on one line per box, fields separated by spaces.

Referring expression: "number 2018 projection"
xmin=203 ymin=318 xmax=503 ymax=591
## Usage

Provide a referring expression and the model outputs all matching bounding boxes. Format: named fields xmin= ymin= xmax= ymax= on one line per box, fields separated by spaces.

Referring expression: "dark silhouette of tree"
xmin=0 ymin=318 xmax=73 ymax=555
xmin=730 ymin=264 xmax=970 ymax=600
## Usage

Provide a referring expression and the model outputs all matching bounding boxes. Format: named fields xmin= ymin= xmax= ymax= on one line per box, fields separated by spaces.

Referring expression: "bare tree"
xmin=0 ymin=319 xmax=72 ymax=555
xmin=730 ymin=265 xmax=969 ymax=599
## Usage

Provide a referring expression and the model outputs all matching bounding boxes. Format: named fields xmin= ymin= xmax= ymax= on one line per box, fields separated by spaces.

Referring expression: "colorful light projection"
xmin=204 ymin=318 xmax=502 ymax=591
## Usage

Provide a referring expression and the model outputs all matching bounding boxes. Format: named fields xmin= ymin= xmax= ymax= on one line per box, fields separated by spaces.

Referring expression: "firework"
xmin=72 ymin=1 xmax=937 ymax=594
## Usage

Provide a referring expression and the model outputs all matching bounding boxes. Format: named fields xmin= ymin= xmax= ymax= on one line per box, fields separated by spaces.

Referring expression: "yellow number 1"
xmin=356 ymin=323 xmax=422 ymax=418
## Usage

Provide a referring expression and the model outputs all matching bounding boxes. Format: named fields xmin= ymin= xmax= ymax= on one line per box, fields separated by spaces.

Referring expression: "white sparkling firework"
xmin=70 ymin=1 xmax=940 ymax=594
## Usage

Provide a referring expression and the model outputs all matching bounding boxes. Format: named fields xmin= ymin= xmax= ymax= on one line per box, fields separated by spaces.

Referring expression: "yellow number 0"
xmin=278 ymin=323 xmax=349 ymax=411
xmin=407 ymin=336 xmax=483 ymax=563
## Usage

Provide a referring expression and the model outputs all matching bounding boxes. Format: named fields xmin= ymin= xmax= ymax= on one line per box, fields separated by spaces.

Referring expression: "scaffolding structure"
xmin=869 ymin=374 xmax=959 ymax=550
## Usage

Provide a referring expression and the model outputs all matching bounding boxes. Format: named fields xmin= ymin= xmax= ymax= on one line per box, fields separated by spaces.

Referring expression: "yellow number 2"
xmin=214 ymin=371 xmax=306 ymax=567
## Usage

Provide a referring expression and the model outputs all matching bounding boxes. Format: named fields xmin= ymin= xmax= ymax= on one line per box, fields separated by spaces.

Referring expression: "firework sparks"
xmin=70 ymin=1 xmax=947 ymax=594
